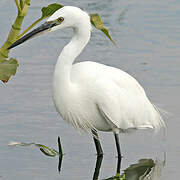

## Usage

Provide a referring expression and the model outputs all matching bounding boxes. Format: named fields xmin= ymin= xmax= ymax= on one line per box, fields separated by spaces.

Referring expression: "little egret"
xmin=9 ymin=6 xmax=165 ymax=157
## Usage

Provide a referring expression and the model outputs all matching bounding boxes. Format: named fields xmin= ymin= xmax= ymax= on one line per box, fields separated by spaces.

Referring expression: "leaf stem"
xmin=0 ymin=0 xmax=31 ymax=59
xmin=14 ymin=0 xmax=21 ymax=12
xmin=19 ymin=0 xmax=25 ymax=9
xmin=0 ymin=15 xmax=25 ymax=59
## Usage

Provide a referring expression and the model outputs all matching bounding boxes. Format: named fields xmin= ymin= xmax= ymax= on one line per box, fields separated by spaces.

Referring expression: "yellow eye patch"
xmin=57 ymin=17 xmax=64 ymax=22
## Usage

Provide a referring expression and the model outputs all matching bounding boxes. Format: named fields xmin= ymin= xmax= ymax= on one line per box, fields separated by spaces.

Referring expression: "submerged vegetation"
xmin=0 ymin=1 xmax=114 ymax=83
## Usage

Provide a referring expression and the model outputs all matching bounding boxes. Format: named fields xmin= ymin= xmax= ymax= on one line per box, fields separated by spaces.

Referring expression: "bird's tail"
xmin=152 ymin=103 xmax=166 ymax=136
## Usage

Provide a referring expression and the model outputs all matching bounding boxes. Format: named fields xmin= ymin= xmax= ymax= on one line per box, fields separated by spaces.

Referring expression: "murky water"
xmin=0 ymin=0 xmax=180 ymax=179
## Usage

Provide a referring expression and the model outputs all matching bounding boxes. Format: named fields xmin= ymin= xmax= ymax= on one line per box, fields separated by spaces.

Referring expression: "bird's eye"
xmin=57 ymin=17 xmax=64 ymax=22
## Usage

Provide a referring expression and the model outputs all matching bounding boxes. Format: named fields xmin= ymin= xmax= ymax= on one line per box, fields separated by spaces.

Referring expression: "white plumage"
xmin=51 ymin=6 xmax=165 ymax=133
xmin=9 ymin=6 xmax=165 ymax=156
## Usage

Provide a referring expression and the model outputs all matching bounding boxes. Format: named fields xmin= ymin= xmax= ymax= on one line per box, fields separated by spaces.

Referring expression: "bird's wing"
xmin=72 ymin=61 xmax=145 ymax=95
xmin=94 ymin=77 xmax=138 ymax=130
xmin=94 ymin=77 xmax=160 ymax=132
xmin=71 ymin=61 xmax=164 ymax=131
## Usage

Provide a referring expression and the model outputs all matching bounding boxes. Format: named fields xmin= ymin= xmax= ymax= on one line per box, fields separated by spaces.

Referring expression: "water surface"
xmin=0 ymin=0 xmax=180 ymax=179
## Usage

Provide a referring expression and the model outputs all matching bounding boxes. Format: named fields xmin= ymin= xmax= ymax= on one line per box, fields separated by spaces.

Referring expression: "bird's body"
xmin=51 ymin=6 xmax=165 ymax=134
xmin=53 ymin=60 xmax=163 ymax=133
xmin=9 ymin=6 xmax=165 ymax=158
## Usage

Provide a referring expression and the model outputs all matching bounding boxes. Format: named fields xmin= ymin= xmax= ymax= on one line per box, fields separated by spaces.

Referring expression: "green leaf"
xmin=124 ymin=159 xmax=155 ymax=178
xmin=8 ymin=141 xmax=59 ymax=157
xmin=35 ymin=144 xmax=58 ymax=157
xmin=41 ymin=3 xmax=64 ymax=18
xmin=103 ymin=174 xmax=125 ymax=180
xmin=90 ymin=13 xmax=115 ymax=45
xmin=41 ymin=4 xmax=115 ymax=46
xmin=19 ymin=4 xmax=115 ymax=46
xmin=0 ymin=58 xmax=18 ymax=83
xmin=39 ymin=148 xmax=56 ymax=157
xmin=18 ymin=3 xmax=64 ymax=39
xmin=120 ymin=174 xmax=126 ymax=180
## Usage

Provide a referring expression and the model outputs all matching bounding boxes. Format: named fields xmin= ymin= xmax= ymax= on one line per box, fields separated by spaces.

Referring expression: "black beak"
xmin=8 ymin=21 xmax=57 ymax=50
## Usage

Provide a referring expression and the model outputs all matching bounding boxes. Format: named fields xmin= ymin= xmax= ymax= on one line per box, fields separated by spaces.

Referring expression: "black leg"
xmin=114 ymin=133 xmax=121 ymax=158
xmin=92 ymin=155 xmax=103 ymax=180
xmin=91 ymin=129 xmax=103 ymax=156
xmin=114 ymin=133 xmax=122 ymax=174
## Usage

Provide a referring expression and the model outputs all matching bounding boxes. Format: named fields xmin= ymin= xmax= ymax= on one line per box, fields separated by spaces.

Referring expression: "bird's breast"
xmin=52 ymin=83 xmax=112 ymax=132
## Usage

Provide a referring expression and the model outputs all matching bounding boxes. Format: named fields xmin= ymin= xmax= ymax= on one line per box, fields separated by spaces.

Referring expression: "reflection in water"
xmin=58 ymin=154 xmax=63 ymax=172
xmin=93 ymin=156 xmax=123 ymax=180
xmin=56 ymin=154 xmax=165 ymax=180
xmin=56 ymin=154 xmax=165 ymax=179
xmin=103 ymin=155 xmax=165 ymax=180
xmin=8 ymin=139 xmax=165 ymax=179
xmin=57 ymin=136 xmax=63 ymax=172
xmin=116 ymin=156 xmax=122 ymax=176
xmin=121 ymin=158 xmax=165 ymax=180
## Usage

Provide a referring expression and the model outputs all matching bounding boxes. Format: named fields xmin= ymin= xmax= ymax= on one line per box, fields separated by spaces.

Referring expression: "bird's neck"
xmin=53 ymin=24 xmax=91 ymax=91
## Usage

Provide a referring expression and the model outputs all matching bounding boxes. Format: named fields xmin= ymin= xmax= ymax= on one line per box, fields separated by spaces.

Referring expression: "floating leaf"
xmin=0 ymin=58 xmax=18 ymax=83
xmin=8 ymin=141 xmax=36 ymax=147
xmin=103 ymin=158 xmax=165 ymax=180
xmin=120 ymin=174 xmax=126 ymax=180
xmin=8 ymin=141 xmax=59 ymax=157
xmin=39 ymin=148 xmax=56 ymax=157
xmin=90 ymin=13 xmax=115 ymax=45
xmin=35 ymin=144 xmax=58 ymax=157
xmin=8 ymin=141 xmax=28 ymax=146
xmin=104 ymin=159 xmax=155 ymax=180
xmin=103 ymin=174 xmax=125 ymax=180
xmin=124 ymin=159 xmax=155 ymax=179
xmin=41 ymin=3 xmax=64 ymax=18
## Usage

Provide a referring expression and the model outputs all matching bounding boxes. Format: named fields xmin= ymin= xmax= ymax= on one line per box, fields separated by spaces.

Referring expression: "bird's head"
xmin=8 ymin=6 xmax=90 ymax=49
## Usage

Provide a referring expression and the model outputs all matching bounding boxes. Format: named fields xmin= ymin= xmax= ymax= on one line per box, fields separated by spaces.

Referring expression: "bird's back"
xmin=70 ymin=61 xmax=165 ymax=132
xmin=72 ymin=61 xmax=144 ymax=93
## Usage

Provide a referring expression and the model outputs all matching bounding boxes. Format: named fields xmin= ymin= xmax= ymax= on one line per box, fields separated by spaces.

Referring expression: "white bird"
xmin=9 ymin=6 xmax=165 ymax=158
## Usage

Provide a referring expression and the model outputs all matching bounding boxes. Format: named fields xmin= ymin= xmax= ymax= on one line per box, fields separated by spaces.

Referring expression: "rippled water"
xmin=0 ymin=0 xmax=180 ymax=179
